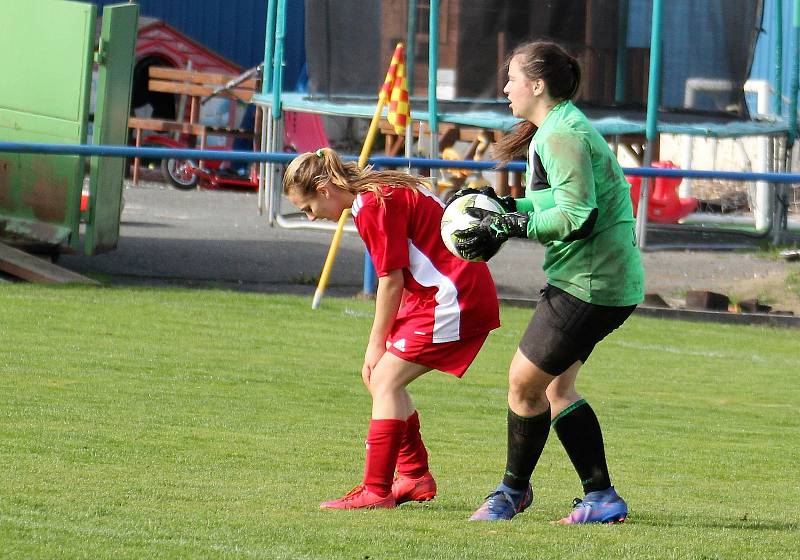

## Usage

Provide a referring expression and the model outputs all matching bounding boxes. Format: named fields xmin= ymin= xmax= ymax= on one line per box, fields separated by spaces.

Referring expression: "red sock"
xmin=363 ymin=419 xmax=406 ymax=496
xmin=396 ymin=410 xmax=430 ymax=479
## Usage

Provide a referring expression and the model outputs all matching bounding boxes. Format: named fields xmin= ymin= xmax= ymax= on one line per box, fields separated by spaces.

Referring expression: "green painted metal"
xmin=789 ymin=0 xmax=800 ymax=147
xmin=271 ymin=0 xmax=288 ymax=117
xmin=615 ymin=0 xmax=629 ymax=105
xmin=84 ymin=3 xmax=139 ymax=255
xmin=406 ymin=0 xmax=417 ymax=96
xmin=428 ymin=0 xmax=440 ymax=142
xmin=774 ymin=0 xmax=783 ymax=116
xmin=796 ymin=0 xmax=800 ymax=28
xmin=0 ymin=0 xmax=96 ymax=247
xmin=636 ymin=0 xmax=664 ymax=248
xmin=645 ymin=0 xmax=664 ymax=150
xmin=262 ymin=0 xmax=277 ymax=96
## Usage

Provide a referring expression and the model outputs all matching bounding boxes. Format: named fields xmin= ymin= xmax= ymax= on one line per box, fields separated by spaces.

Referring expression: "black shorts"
xmin=518 ymin=284 xmax=636 ymax=375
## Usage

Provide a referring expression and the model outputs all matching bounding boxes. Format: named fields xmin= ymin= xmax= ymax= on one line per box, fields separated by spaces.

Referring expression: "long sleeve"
xmin=525 ymin=132 xmax=598 ymax=244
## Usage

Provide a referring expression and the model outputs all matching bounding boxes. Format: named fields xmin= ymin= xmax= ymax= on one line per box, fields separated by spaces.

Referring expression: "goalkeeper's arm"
xmin=452 ymin=208 xmax=529 ymax=262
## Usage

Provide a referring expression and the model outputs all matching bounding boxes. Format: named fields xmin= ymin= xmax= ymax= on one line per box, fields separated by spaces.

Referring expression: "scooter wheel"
xmin=163 ymin=158 xmax=199 ymax=190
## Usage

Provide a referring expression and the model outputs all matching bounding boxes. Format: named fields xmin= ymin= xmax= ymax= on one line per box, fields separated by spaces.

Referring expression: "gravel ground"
xmin=57 ymin=180 xmax=800 ymax=315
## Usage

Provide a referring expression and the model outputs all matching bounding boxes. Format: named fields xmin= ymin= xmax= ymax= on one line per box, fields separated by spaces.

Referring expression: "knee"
xmin=508 ymin=367 xmax=529 ymax=398
xmin=367 ymin=372 xmax=400 ymax=402
xmin=508 ymin=366 xmax=547 ymax=408
xmin=368 ymin=377 xmax=389 ymax=401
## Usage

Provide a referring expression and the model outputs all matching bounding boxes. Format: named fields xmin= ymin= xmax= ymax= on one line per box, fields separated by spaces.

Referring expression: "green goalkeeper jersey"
xmin=515 ymin=100 xmax=644 ymax=306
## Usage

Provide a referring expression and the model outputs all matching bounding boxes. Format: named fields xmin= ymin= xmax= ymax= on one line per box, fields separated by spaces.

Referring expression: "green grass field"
xmin=1 ymin=285 xmax=797 ymax=559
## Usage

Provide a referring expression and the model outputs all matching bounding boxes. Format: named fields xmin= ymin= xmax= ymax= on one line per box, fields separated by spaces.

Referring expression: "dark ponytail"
xmin=493 ymin=121 xmax=537 ymax=165
xmin=565 ymin=56 xmax=582 ymax=100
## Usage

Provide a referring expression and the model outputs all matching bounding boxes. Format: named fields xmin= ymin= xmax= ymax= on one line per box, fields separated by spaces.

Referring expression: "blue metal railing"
xmin=1 ymin=141 xmax=800 ymax=183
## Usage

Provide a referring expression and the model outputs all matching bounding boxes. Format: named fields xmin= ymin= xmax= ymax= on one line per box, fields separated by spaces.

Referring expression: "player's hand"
xmin=361 ymin=341 xmax=386 ymax=388
xmin=453 ymin=208 xmax=529 ymax=261
xmin=445 ymin=186 xmax=517 ymax=213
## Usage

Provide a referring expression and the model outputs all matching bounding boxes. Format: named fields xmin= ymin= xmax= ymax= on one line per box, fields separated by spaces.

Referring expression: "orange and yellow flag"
xmin=380 ymin=43 xmax=410 ymax=135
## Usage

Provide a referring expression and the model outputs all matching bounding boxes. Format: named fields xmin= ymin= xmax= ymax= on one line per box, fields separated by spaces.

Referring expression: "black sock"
xmin=501 ymin=407 xmax=551 ymax=491
xmin=552 ymin=399 xmax=612 ymax=494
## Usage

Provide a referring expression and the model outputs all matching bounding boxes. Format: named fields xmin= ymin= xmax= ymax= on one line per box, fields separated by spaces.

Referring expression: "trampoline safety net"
xmin=305 ymin=0 xmax=764 ymax=117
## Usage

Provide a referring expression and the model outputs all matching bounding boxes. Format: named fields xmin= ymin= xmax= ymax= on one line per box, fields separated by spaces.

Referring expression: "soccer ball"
xmin=440 ymin=193 xmax=505 ymax=262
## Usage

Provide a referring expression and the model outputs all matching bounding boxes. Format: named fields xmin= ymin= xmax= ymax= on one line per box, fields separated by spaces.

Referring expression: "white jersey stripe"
xmin=351 ymin=193 xmax=364 ymax=217
xmin=407 ymin=241 xmax=460 ymax=343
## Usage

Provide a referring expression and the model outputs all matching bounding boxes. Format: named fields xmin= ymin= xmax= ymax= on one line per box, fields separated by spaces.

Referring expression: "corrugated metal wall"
xmin=88 ymin=0 xmax=267 ymax=67
xmin=87 ymin=0 xmax=306 ymax=88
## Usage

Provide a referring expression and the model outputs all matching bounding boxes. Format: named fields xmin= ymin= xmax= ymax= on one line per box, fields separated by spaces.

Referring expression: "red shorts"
xmin=386 ymin=332 xmax=490 ymax=377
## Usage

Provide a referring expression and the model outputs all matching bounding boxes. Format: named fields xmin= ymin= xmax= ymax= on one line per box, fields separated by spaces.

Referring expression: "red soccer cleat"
xmin=392 ymin=472 xmax=437 ymax=505
xmin=319 ymin=485 xmax=396 ymax=510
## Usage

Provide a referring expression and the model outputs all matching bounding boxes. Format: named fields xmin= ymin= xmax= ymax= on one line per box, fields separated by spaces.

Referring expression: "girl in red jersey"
xmin=283 ymin=148 xmax=500 ymax=510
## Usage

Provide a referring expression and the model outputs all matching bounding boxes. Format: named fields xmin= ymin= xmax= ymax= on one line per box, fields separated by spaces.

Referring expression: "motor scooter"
xmin=135 ymin=64 xmax=263 ymax=191
xmin=140 ymin=133 xmax=258 ymax=191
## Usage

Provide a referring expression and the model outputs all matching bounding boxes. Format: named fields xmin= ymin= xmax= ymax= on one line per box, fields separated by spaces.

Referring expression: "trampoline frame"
xmin=255 ymin=0 xmax=800 ymax=248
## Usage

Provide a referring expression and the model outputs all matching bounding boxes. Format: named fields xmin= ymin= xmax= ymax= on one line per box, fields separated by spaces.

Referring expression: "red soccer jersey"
xmin=351 ymin=185 xmax=500 ymax=344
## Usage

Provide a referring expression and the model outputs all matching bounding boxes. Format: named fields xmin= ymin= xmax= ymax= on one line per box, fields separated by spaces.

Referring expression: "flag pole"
xmin=311 ymin=44 xmax=406 ymax=309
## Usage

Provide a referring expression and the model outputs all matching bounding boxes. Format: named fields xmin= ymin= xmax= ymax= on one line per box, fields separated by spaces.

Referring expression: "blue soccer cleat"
xmin=469 ymin=484 xmax=533 ymax=521
xmin=556 ymin=487 xmax=628 ymax=524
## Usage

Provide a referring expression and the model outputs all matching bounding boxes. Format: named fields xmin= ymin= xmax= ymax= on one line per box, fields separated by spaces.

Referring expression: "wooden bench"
xmin=128 ymin=66 xmax=262 ymax=185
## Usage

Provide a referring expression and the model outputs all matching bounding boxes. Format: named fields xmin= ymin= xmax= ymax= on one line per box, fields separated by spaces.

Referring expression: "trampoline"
xmin=254 ymin=0 xmax=798 ymax=246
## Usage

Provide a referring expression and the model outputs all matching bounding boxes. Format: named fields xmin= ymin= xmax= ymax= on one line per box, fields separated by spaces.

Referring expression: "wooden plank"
xmin=0 ymin=242 xmax=100 ymax=284
xmin=147 ymin=80 xmax=255 ymax=101
xmin=148 ymin=67 xmax=259 ymax=89
xmin=128 ymin=117 xmax=207 ymax=135
xmin=127 ymin=117 xmax=252 ymax=138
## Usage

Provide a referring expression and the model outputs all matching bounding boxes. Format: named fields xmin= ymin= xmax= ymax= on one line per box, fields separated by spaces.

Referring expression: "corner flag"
xmin=380 ymin=43 xmax=410 ymax=135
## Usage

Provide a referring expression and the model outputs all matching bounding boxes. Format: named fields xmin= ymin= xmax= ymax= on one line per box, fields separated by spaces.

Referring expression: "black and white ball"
xmin=440 ymin=193 xmax=506 ymax=262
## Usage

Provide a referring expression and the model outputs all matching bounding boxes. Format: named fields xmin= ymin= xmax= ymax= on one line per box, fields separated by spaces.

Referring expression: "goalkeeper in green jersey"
xmin=452 ymin=40 xmax=645 ymax=523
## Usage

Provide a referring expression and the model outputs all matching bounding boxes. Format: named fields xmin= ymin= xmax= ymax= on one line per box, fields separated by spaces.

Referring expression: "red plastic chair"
xmin=627 ymin=161 xmax=697 ymax=224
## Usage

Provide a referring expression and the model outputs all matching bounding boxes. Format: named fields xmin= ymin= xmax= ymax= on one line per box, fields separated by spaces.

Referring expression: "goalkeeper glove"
xmin=453 ymin=208 xmax=529 ymax=262
xmin=445 ymin=186 xmax=517 ymax=213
